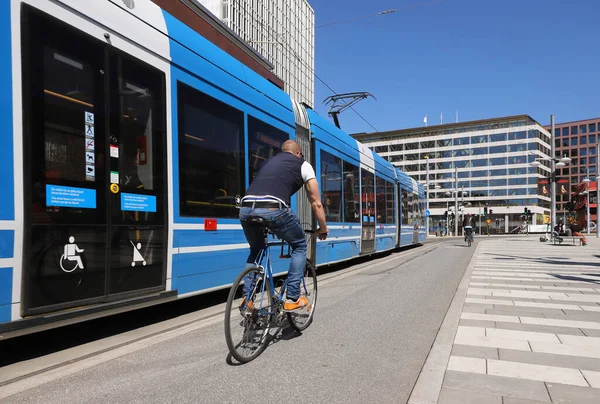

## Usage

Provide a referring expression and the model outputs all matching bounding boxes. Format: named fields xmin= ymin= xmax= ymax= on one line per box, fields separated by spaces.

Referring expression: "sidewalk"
xmin=409 ymin=235 xmax=600 ymax=404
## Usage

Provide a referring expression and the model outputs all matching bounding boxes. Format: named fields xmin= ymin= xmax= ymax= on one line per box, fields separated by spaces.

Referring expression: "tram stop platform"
xmin=409 ymin=235 xmax=600 ymax=404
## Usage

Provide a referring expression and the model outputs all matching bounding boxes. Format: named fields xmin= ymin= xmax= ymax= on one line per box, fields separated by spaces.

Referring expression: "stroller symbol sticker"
xmin=130 ymin=241 xmax=146 ymax=267
xmin=60 ymin=236 xmax=85 ymax=273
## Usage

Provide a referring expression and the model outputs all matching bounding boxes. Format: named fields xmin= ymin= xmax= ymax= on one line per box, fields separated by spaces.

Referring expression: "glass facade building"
xmin=352 ymin=115 xmax=553 ymax=233
xmin=196 ymin=0 xmax=315 ymax=108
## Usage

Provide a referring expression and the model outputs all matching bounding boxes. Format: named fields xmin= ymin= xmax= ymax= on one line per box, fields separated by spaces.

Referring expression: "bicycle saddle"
xmin=242 ymin=216 xmax=268 ymax=227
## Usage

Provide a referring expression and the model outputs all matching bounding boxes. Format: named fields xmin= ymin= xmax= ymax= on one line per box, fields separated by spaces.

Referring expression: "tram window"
xmin=375 ymin=177 xmax=387 ymax=224
xmin=320 ymin=151 xmax=342 ymax=222
xmin=42 ymin=48 xmax=95 ymax=184
xmin=114 ymin=58 xmax=161 ymax=192
xmin=401 ymin=190 xmax=409 ymax=225
xmin=342 ymin=161 xmax=359 ymax=222
xmin=248 ymin=116 xmax=289 ymax=181
xmin=177 ymin=82 xmax=244 ymax=218
xmin=386 ymin=181 xmax=395 ymax=224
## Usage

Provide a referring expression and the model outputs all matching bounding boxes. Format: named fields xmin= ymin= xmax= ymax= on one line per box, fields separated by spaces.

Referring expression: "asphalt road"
xmin=0 ymin=238 xmax=474 ymax=404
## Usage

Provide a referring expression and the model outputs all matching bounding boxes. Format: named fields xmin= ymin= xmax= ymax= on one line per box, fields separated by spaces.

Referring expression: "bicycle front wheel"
xmin=224 ymin=267 xmax=273 ymax=363
xmin=287 ymin=260 xmax=317 ymax=332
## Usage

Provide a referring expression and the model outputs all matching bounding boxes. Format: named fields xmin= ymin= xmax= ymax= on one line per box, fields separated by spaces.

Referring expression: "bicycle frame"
xmin=246 ymin=233 xmax=289 ymax=316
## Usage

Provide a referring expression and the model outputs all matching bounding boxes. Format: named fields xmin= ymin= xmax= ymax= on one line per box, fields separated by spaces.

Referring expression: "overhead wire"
xmin=233 ymin=0 xmax=380 ymax=131
xmin=234 ymin=0 xmax=443 ymax=132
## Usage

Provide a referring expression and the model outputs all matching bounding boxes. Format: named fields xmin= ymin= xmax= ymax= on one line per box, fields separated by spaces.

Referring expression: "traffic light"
xmin=490 ymin=209 xmax=494 ymax=214
xmin=484 ymin=206 xmax=488 ymax=215
xmin=524 ymin=207 xmax=528 ymax=214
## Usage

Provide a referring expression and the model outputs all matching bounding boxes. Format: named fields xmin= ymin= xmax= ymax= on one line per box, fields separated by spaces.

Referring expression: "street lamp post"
xmin=583 ymin=169 xmax=591 ymax=235
xmin=454 ymin=166 xmax=459 ymax=236
xmin=425 ymin=156 xmax=429 ymax=237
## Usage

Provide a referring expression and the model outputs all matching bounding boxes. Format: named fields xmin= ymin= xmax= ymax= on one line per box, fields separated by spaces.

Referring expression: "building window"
xmin=177 ymin=82 xmax=244 ymax=218
xmin=571 ymin=126 xmax=578 ymax=135
xmin=320 ymin=150 xmax=342 ymax=222
xmin=590 ymin=147 xmax=597 ymax=155
xmin=490 ymin=133 xmax=506 ymax=142
xmin=490 ymin=145 xmax=507 ymax=153
xmin=580 ymin=148 xmax=587 ymax=156
xmin=589 ymin=134 xmax=596 ymax=144
xmin=491 ymin=157 xmax=506 ymax=166
xmin=580 ymin=124 xmax=587 ymax=134
xmin=590 ymin=123 xmax=596 ymax=133
xmin=571 ymin=137 xmax=578 ymax=146
xmin=581 ymin=136 xmax=587 ymax=145
xmin=562 ymin=127 xmax=569 ymax=136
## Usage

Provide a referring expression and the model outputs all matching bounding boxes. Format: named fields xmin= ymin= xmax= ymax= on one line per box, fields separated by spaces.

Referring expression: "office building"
xmin=545 ymin=118 xmax=600 ymax=212
xmin=352 ymin=115 xmax=553 ymax=234
xmin=194 ymin=0 xmax=315 ymax=107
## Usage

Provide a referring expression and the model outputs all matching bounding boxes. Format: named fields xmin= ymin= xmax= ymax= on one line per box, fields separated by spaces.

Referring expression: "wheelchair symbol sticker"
xmin=130 ymin=241 xmax=146 ymax=267
xmin=60 ymin=236 xmax=85 ymax=273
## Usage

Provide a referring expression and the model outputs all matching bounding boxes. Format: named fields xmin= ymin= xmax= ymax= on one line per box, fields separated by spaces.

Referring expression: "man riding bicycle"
xmin=240 ymin=140 xmax=328 ymax=312
xmin=463 ymin=213 xmax=475 ymax=242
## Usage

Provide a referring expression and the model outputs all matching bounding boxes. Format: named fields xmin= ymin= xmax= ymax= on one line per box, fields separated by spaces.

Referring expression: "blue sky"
xmin=310 ymin=0 xmax=600 ymax=134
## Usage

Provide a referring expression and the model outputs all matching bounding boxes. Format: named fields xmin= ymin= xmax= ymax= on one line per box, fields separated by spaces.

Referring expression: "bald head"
xmin=282 ymin=140 xmax=302 ymax=155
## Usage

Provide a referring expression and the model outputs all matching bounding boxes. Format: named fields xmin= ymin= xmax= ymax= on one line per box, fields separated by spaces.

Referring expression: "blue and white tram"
xmin=0 ymin=0 xmax=425 ymax=338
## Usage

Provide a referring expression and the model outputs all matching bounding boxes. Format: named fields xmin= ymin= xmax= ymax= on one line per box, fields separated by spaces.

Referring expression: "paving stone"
xmin=581 ymin=329 xmax=600 ymax=337
xmin=581 ymin=369 xmax=600 ymax=388
xmin=454 ymin=334 xmax=531 ymax=351
xmin=451 ymin=344 xmax=498 ymax=360
xmin=486 ymin=296 xmax=536 ymax=303
xmin=459 ymin=319 xmax=496 ymax=328
xmin=486 ymin=327 xmax=560 ymax=343
xmin=447 ymin=356 xmax=486 ymax=374
xmin=463 ymin=305 xmax=490 ymax=313
xmin=493 ymin=321 xmax=585 ymax=336
xmin=487 ymin=359 xmax=588 ymax=386
xmin=461 ymin=313 xmax=520 ymax=323
xmin=530 ymin=341 xmax=600 ymax=359
xmin=437 ymin=388 xmax=502 ymax=404
xmin=484 ymin=308 xmax=556 ymax=318
xmin=499 ymin=349 xmax=600 ymax=372
xmin=546 ymin=383 xmax=600 ymax=403
xmin=542 ymin=311 xmax=600 ymax=322
xmin=502 ymin=398 xmax=551 ymax=404
xmin=558 ymin=334 xmax=600 ymax=348
xmin=442 ymin=371 xmax=550 ymax=402
xmin=521 ymin=316 xmax=600 ymax=330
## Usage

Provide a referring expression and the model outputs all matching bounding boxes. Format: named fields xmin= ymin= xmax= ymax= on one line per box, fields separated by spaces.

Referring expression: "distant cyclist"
xmin=240 ymin=140 xmax=328 ymax=311
xmin=463 ymin=213 xmax=475 ymax=242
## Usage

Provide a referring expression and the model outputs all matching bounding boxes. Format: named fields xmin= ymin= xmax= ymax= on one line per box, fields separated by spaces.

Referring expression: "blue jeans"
xmin=239 ymin=207 xmax=307 ymax=300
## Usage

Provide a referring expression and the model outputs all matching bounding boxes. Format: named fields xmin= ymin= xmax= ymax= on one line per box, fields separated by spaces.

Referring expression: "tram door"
xmin=360 ymin=167 xmax=375 ymax=254
xmin=22 ymin=7 xmax=167 ymax=315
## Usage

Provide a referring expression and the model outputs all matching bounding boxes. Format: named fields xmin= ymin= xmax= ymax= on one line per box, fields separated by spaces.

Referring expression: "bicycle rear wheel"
xmin=287 ymin=260 xmax=317 ymax=332
xmin=224 ymin=267 xmax=273 ymax=363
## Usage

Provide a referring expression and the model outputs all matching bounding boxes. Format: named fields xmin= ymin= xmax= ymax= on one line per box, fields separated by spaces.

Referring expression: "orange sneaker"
xmin=283 ymin=296 xmax=308 ymax=312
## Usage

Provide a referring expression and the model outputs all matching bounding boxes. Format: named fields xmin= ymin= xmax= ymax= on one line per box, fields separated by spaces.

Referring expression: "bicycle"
xmin=464 ymin=228 xmax=474 ymax=247
xmin=224 ymin=217 xmax=317 ymax=363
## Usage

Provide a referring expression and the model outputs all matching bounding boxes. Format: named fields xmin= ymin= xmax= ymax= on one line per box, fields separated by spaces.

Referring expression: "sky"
xmin=310 ymin=0 xmax=600 ymax=134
